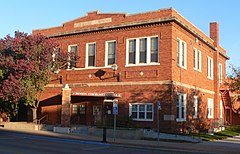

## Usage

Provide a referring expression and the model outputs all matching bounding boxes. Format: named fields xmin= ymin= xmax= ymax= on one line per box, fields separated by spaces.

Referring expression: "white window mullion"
xmin=85 ymin=44 xmax=89 ymax=68
xmin=147 ymin=37 xmax=151 ymax=64
xmin=126 ymin=39 xmax=129 ymax=65
xmin=193 ymin=96 xmax=198 ymax=119
xmin=135 ymin=39 xmax=140 ymax=64
xmin=183 ymin=94 xmax=187 ymax=120
xmin=179 ymin=40 xmax=182 ymax=67
xmin=199 ymin=51 xmax=202 ymax=71
xmin=105 ymin=42 xmax=108 ymax=67
xmin=184 ymin=42 xmax=187 ymax=69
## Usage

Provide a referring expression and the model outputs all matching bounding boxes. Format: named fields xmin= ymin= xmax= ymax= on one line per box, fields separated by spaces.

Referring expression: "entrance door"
xmin=79 ymin=104 xmax=86 ymax=124
xmin=93 ymin=105 xmax=102 ymax=125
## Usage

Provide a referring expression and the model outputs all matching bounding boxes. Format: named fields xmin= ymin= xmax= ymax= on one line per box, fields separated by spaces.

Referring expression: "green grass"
xmin=192 ymin=125 xmax=240 ymax=141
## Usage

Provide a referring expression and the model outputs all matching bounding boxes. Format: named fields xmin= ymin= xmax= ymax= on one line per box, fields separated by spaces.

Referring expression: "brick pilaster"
xmin=61 ymin=84 xmax=71 ymax=127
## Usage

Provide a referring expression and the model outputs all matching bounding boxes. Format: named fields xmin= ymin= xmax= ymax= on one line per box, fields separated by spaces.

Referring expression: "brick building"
xmin=33 ymin=8 xmax=229 ymax=133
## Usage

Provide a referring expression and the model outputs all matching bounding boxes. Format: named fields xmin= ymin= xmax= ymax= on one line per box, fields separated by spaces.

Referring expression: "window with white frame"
xmin=193 ymin=48 xmax=201 ymax=71
xmin=208 ymin=98 xmax=214 ymax=118
xmin=207 ymin=57 xmax=213 ymax=79
xmin=105 ymin=41 xmax=116 ymax=66
xmin=86 ymin=43 xmax=96 ymax=67
xmin=129 ymin=103 xmax=153 ymax=121
xmin=177 ymin=38 xmax=187 ymax=69
xmin=72 ymin=104 xmax=78 ymax=114
xmin=176 ymin=93 xmax=187 ymax=121
xmin=126 ymin=36 xmax=158 ymax=65
xmin=219 ymin=63 xmax=223 ymax=83
xmin=220 ymin=100 xmax=223 ymax=119
xmin=79 ymin=104 xmax=86 ymax=114
xmin=193 ymin=96 xmax=198 ymax=119
xmin=68 ymin=45 xmax=78 ymax=68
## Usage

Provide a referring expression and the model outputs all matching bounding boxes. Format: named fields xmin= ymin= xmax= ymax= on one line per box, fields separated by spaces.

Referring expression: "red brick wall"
xmin=34 ymin=8 xmax=228 ymax=133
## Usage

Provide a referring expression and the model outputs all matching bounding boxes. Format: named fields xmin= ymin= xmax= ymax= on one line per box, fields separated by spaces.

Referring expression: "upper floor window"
xmin=177 ymin=38 xmax=187 ymax=69
xmin=207 ymin=57 xmax=213 ymax=80
xmin=68 ymin=45 xmax=78 ymax=68
xmin=105 ymin=41 xmax=116 ymax=66
xmin=86 ymin=43 xmax=96 ymax=67
xmin=208 ymin=98 xmax=214 ymax=118
xmin=193 ymin=48 xmax=201 ymax=72
xmin=129 ymin=103 xmax=154 ymax=121
xmin=126 ymin=36 xmax=159 ymax=65
xmin=176 ymin=93 xmax=187 ymax=122
xmin=219 ymin=63 xmax=223 ymax=83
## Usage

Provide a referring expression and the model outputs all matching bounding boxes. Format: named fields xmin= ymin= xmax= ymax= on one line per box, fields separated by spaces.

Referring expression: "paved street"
xmin=0 ymin=130 xmax=204 ymax=154
xmin=0 ymin=129 xmax=240 ymax=154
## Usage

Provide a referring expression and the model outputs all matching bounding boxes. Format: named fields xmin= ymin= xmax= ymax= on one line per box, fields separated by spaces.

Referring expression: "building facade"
xmin=33 ymin=8 xmax=229 ymax=133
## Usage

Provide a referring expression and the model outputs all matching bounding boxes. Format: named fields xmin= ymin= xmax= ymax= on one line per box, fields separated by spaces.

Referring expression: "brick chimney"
xmin=210 ymin=22 xmax=219 ymax=47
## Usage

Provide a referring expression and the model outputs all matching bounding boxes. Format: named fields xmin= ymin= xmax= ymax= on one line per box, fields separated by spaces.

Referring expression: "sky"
xmin=0 ymin=0 xmax=239 ymax=72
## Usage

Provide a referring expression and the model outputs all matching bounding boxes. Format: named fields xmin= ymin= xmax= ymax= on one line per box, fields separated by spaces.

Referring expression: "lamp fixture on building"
xmin=94 ymin=64 xmax=120 ymax=82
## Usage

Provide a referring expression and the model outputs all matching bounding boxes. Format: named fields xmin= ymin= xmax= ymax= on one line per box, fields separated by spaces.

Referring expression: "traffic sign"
xmin=113 ymin=99 xmax=118 ymax=115
xmin=157 ymin=101 xmax=161 ymax=110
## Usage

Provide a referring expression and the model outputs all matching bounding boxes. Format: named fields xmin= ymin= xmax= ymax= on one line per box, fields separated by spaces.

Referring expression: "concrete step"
xmin=2 ymin=122 xmax=41 ymax=131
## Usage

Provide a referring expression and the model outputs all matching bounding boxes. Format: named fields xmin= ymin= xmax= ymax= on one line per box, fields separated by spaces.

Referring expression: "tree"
xmin=225 ymin=65 xmax=240 ymax=114
xmin=228 ymin=66 xmax=240 ymax=94
xmin=0 ymin=31 xmax=73 ymax=122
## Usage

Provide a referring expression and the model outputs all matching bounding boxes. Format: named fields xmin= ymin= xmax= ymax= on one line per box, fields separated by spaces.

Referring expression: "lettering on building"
xmin=74 ymin=18 xmax=112 ymax=28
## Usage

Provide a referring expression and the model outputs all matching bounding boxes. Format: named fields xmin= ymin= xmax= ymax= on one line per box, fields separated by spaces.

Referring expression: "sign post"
xmin=112 ymin=99 xmax=118 ymax=142
xmin=157 ymin=101 xmax=161 ymax=144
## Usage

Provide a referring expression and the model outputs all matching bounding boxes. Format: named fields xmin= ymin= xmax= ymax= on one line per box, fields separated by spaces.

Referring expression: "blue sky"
xmin=0 ymin=0 xmax=239 ymax=71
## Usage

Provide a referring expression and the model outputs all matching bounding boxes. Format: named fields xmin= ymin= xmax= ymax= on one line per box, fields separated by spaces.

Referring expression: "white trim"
xmin=126 ymin=35 xmax=159 ymax=66
xmin=68 ymin=44 xmax=78 ymax=69
xmin=176 ymin=93 xmax=187 ymax=122
xmin=177 ymin=38 xmax=187 ymax=70
xmin=86 ymin=42 xmax=96 ymax=68
xmin=193 ymin=96 xmax=198 ymax=119
xmin=46 ymin=80 xmax=215 ymax=95
xmin=207 ymin=56 xmax=213 ymax=80
xmin=218 ymin=63 xmax=223 ymax=84
xmin=193 ymin=48 xmax=202 ymax=72
xmin=129 ymin=103 xmax=154 ymax=121
xmin=105 ymin=40 xmax=116 ymax=67
xmin=208 ymin=98 xmax=214 ymax=119
xmin=125 ymin=63 xmax=160 ymax=67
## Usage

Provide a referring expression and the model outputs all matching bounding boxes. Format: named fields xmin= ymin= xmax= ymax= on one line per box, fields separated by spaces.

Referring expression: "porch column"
xmin=61 ymin=84 xmax=71 ymax=127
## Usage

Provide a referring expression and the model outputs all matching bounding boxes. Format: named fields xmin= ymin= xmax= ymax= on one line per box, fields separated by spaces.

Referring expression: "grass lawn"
xmin=192 ymin=125 xmax=240 ymax=141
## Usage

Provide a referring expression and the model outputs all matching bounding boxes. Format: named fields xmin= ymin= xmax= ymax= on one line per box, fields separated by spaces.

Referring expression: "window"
xmin=220 ymin=100 xmax=223 ymax=119
xmin=72 ymin=104 xmax=78 ymax=114
xmin=80 ymin=104 xmax=86 ymax=114
xmin=208 ymin=98 xmax=214 ymax=118
xmin=193 ymin=48 xmax=201 ymax=71
xmin=68 ymin=45 xmax=78 ymax=68
xmin=126 ymin=36 xmax=159 ymax=65
xmin=219 ymin=63 xmax=223 ymax=83
xmin=193 ymin=96 xmax=198 ymax=119
xmin=139 ymin=38 xmax=147 ymax=63
xmin=128 ymin=39 xmax=136 ymax=64
xmin=207 ymin=57 xmax=213 ymax=79
xmin=106 ymin=41 xmax=116 ymax=66
xmin=176 ymin=93 xmax=187 ymax=121
xmin=177 ymin=38 xmax=187 ymax=69
xmin=86 ymin=43 xmax=96 ymax=67
xmin=129 ymin=103 xmax=153 ymax=121
xmin=150 ymin=37 xmax=158 ymax=63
